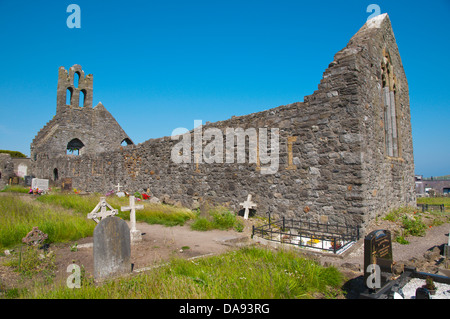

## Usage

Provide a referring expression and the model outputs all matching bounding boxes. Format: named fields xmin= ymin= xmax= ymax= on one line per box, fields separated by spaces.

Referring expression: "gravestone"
xmin=444 ymin=226 xmax=450 ymax=259
xmin=22 ymin=227 xmax=48 ymax=246
xmin=61 ymin=178 xmax=72 ymax=191
xmin=87 ymin=197 xmax=118 ymax=223
xmin=24 ymin=175 xmax=35 ymax=186
xmin=239 ymin=194 xmax=257 ymax=220
xmin=121 ymin=195 xmax=144 ymax=242
xmin=93 ymin=216 xmax=131 ymax=280
xmin=31 ymin=178 xmax=49 ymax=192
xmin=364 ymin=229 xmax=393 ymax=290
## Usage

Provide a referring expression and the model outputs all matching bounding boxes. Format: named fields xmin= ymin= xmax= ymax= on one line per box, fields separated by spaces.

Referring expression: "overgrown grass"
xmin=383 ymin=205 xmax=450 ymax=244
xmin=0 ymin=185 xmax=30 ymax=193
xmin=417 ymin=196 xmax=450 ymax=212
xmin=0 ymin=194 xmax=95 ymax=250
xmin=36 ymin=194 xmax=196 ymax=227
xmin=190 ymin=207 xmax=244 ymax=232
xmin=21 ymin=247 xmax=345 ymax=299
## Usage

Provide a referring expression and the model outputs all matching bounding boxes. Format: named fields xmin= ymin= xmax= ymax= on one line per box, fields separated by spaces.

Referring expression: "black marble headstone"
xmin=364 ymin=229 xmax=393 ymax=289
xmin=415 ymin=287 xmax=430 ymax=299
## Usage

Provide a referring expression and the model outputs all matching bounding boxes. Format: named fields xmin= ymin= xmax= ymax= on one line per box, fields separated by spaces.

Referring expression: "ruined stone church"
xmin=31 ymin=14 xmax=416 ymax=232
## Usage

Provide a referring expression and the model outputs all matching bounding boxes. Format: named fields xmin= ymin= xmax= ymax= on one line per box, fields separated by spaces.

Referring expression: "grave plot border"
xmin=359 ymin=266 xmax=450 ymax=299
xmin=252 ymin=215 xmax=360 ymax=254
xmin=417 ymin=203 xmax=446 ymax=213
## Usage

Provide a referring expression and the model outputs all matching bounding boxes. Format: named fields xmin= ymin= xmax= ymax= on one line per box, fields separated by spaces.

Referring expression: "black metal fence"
xmin=416 ymin=203 xmax=446 ymax=212
xmin=252 ymin=215 xmax=360 ymax=254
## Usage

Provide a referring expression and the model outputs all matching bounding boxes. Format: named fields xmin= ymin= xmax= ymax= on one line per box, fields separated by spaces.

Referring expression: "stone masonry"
xmin=30 ymin=14 xmax=416 ymax=233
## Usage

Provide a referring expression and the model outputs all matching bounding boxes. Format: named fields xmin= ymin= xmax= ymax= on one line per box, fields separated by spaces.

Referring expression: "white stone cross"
xmin=87 ymin=197 xmax=118 ymax=223
xmin=121 ymin=196 xmax=144 ymax=242
xmin=239 ymin=194 xmax=257 ymax=220
xmin=115 ymin=183 xmax=123 ymax=192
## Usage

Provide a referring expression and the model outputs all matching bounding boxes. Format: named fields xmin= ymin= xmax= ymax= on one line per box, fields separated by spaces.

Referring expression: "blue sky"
xmin=0 ymin=0 xmax=448 ymax=177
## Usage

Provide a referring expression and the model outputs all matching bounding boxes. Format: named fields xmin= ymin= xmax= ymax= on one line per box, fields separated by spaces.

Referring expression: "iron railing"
xmin=252 ymin=215 xmax=360 ymax=254
xmin=417 ymin=203 xmax=446 ymax=212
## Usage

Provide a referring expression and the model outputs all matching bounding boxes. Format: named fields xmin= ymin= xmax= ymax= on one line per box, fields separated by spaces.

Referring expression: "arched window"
xmin=53 ymin=168 xmax=59 ymax=181
xmin=120 ymin=138 xmax=133 ymax=147
xmin=66 ymin=138 xmax=85 ymax=155
xmin=66 ymin=87 xmax=73 ymax=105
xmin=381 ymin=50 xmax=399 ymax=158
xmin=79 ymin=89 xmax=86 ymax=107
xmin=74 ymin=72 xmax=80 ymax=88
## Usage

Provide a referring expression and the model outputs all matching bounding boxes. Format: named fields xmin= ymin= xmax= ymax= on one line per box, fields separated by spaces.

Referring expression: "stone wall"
xmin=30 ymin=14 xmax=416 ymax=233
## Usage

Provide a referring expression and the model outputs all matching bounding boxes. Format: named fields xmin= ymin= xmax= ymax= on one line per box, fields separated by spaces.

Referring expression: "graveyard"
xmin=0 ymin=7 xmax=449 ymax=302
xmin=0 ymin=186 xmax=449 ymax=299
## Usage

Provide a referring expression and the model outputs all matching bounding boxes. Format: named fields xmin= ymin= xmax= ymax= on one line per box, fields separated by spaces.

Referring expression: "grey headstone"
xmin=31 ymin=178 xmax=49 ymax=191
xmin=93 ymin=216 xmax=131 ymax=280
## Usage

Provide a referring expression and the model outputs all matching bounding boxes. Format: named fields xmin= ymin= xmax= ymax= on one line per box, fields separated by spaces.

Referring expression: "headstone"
xmin=415 ymin=287 xmax=430 ymax=299
xmin=364 ymin=229 xmax=393 ymax=290
xmin=115 ymin=183 xmax=123 ymax=192
xmin=22 ymin=227 xmax=48 ymax=246
xmin=93 ymin=216 xmax=131 ymax=280
xmin=31 ymin=178 xmax=49 ymax=192
xmin=87 ymin=197 xmax=118 ymax=223
xmin=239 ymin=194 xmax=257 ymax=220
xmin=24 ymin=175 xmax=34 ymax=186
xmin=121 ymin=195 xmax=144 ymax=242
xmin=61 ymin=177 xmax=73 ymax=191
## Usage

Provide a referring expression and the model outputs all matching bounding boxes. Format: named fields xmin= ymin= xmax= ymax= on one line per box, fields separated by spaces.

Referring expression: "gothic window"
xmin=66 ymin=87 xmax=73 ymax=105
xmin=67 ymin=138 xmax=84 ymax=155
xmin=74 ymin=72 xmax=80 ymax=88
xmin=121 ymin=138 xmax=133 ymax=146
xmin=381 ymin=51 xmax=399 ymax=157
xmin=79 ymin=89 xmax=86 ymax=107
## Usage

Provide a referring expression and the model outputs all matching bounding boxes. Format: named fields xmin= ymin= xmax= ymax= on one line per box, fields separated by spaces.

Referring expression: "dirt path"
xmin=318 ymin=220 xmax=450 ymax=277
xmin=1 ymin=192 xmax=449 ymax=293
xmin=52 ymin=220 xmax=252 ymax=282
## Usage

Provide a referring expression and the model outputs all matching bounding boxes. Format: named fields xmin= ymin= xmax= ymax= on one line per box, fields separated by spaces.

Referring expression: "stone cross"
xmin=115 ymin=183 xmax=123 ymax=192
xmin=121 ymin=195 xmax=144 ymax=242
xmin=87 ymin=197 xmax=118 ymax=223
xmin=240 ymin=194 xmax=257 ymax=220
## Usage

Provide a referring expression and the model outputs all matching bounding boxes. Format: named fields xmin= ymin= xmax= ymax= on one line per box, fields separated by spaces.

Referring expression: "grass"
xmin=0 ymin=194 xmax=96 ymax=250
xmin=383 ymin=204 xmax=450 ymax=244
xmin=19 ymin=247 xmax=345 ymax=299
xmin=417 ymin=196 xmax=450 ymax=212
xmin=36 ymin=193 xmax=196 ymax=227
xmin=0 ymin=185 xmax=30 ymax=193
xmin=190 ymin=207 xmax=244 ymax=232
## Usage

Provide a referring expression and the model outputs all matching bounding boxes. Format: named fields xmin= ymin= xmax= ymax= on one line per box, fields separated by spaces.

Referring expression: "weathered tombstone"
xmin=31 ymin=178 xmax=49 ymax=192
xmin=93 ymin=216 xmax=131 ymax=280
xmin=87 ymin=197 xmax=118 ymax=223
xmin=61 ymin=177 xmax=73 ymax=191
xmin=121 ymin=195 xmax=144 ymax=242
xmin=445 ymin=226 xmax=450 ymax=259
xmin=24 ymin=175 xmax=34 ymax=186
xmin=239 ymin=194 xmax=257 ymax=220
xmin=364 ymin=229 xmax=393 ymax=290
xmin=22 ymin=227 xmax=48 ymax=247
